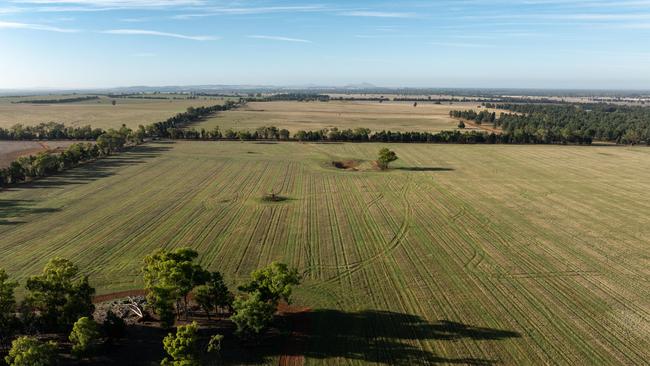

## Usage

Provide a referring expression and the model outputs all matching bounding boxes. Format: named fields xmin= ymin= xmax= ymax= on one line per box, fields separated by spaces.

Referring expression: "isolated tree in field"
xmin=457 ymin=120 xmax=465 ymax=129
xmin=377 ymin=148 xmax=398 ymax=170
xmin=4 ymin=336 xmax=57 ymax=366
xmin=230 ymin=292 xmax=275 ymax=338
xmin=238 ymin=262 xmax=300 ymax=304
xmin=111 ymin=100 xmax=116 ymax=106
xmin=161 ymin=321 xmax=200 ymax=366
xmin=0 ymin=269 xmax=19 ymax=351
xmin=69 ymin=316 xmax=100 ymax=358
xmin=194 ymin=271 xmax=233 ymax=319
xmin=143 ymin=248 xmax=210 ymax=320
xmin=24 ymin=257 xmax=95 ymax=331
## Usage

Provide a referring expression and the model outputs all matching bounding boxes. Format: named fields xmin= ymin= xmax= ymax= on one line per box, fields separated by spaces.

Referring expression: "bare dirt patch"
xmin=332 ymin=160 xmax=360 ymax=170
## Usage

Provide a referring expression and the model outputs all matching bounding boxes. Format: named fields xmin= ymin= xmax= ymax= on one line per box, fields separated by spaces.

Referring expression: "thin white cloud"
xmin=429 ymin=41 xmax=492 ymax=48
xmin=102 ymin=29 xmax=217 ymax=41
xmin=174 ymin=5 xmax=326 ymax=19
xmin=339 ymin=11 xmax=416 ymax=18
xmin=248 ymin=35 xmax=312 ymax=43
xmin=11 ymin=0 xmax=203 ymax=7
xmin=0 ymin=20 xmax=77 ymax=32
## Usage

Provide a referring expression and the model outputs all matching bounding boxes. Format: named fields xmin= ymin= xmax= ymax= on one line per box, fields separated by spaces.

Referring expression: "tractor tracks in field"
xmin=306 ymin=176 xmax=413 ymax=286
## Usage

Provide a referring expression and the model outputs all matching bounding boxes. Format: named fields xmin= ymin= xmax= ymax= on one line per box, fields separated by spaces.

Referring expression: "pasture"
xmin=0 ymin=141 xmax=648 ymax=364
xmin=0 ymin=95 xmax=227 ymax=130
xmin=195 ymin=101 xmax=503 ymax=133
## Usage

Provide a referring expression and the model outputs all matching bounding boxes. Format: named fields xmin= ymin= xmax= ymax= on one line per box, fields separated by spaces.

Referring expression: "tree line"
xmin=449 ymin=110 xmax=496 ymax=124
xmin=12 ymin=96 xmax=99 ymax=104
xmin=0 ymin=249 xmax=300 ymax=365
xmin=480 ymin=103 xmax=650 ymax=144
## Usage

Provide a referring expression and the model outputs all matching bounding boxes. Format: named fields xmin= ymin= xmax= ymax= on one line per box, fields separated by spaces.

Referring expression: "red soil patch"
xmin=92 ymin=289 xmax=146 ymax=304
xmin=277 ymin=303 xmax=312 ymax=366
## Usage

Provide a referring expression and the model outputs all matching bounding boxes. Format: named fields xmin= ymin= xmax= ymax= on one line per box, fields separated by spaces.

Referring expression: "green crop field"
xmin=0 ymin=141 xmax=648 ymax=365
xmin=194 ymin=101 xmax=503 ymax=133
xmin=0 ymin=95 xmax=229 ymax=130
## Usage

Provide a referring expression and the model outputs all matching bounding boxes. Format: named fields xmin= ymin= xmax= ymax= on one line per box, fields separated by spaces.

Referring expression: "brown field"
xmin=194 ymin=100 xmax=503 ymax=133
xmin=0 ymin=95 xmax=228 ymax=130
xmin=0 ymin=140 xmax=82 ymax=168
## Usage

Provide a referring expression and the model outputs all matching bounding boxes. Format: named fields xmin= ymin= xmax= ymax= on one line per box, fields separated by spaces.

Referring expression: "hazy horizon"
xmin=1 ymin=0 xmax=650 ymax=90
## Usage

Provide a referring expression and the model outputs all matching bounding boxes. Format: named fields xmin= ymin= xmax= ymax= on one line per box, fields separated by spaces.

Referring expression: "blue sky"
xmin=1 ymin=0 xmax=649 ymax=89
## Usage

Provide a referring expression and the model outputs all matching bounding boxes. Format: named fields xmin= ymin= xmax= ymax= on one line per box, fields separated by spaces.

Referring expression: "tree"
xmin=0 ymin=269 xmax=19 ymax=351
xmin=230 ymin=292 xmax=275 ymax=338
xmin=111 ymin=100 xmax=116 ymax=106
xmin=4 ymin=336 xmax=57 ymax=366
xmin=24 ymin=258 xmax=95 ymax=331
xmin=457 ymin=121 xmax=465 ymax=129
xmin=238 ymin=262 xmax=300 ymax=304
xmin=143 ymin=248 xmax=209 ymax=321
xmin=69 ymin=317 xmax=100 ymax=358
xmin=161 ymin=321 xmax=200 ymax=366
xmin=377 ymin=148 xmax=398 ymax=170
xmin=102 ymin=310 xmax=126 ymax=340
xmin=193 ymin=271 xmax=233 ymax=319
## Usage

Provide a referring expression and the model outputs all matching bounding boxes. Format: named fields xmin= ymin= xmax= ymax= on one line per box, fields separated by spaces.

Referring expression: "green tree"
xmin=238 ymin=262 xmax=300 ymax=304
xmin=24 ymin=258 xmax=95 ymax=331
xmin=0 ymin=269 xmax=19 ymax=351
xmin=457 ymin=120 xmax=465 ymax=129
xmin=377 ymin=148 xmax=398 ymax=170
xmin=4 ymin=336 xmax=57 ymax=366
xmin=230 ymin=292 xmax=275 ymax=338
xmin=193 ymin=272 xmax=233 ymax=319
xmin=161 ymin=321 xmax=200 ymax=366
xmin=102 ymin=310 xmax=126 ymax=341
xmin=69 ymin=316 xmax=100 ymax=358
xmin=143 ymin=248 xmax=209 ymax=320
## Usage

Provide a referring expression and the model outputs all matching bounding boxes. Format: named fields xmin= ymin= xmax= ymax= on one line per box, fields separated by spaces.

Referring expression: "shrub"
xmin=69 ymin=316 xmax=100 ymax=358
xmin=4 ymin=336 xmax=57 ymax=366
xmin=161 ymin=321 xmax=200 ymax=366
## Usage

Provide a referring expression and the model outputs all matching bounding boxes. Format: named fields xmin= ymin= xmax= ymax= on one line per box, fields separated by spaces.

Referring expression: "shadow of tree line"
xmin=224 ymin=309 xmax=520 ymax=365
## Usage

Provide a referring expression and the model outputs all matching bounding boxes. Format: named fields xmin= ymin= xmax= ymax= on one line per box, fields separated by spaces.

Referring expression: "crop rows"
xmin=0 ymin=141 xmax=648 ymax=364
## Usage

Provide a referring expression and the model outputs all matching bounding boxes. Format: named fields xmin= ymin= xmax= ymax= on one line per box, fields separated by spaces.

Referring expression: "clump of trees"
xmin=1 ymin=258 xmax=96 ymax=365
xmin=0 ymin=122 xmax=104 ymax=140
xmin=377 ymin=148 xmax=398 ymax=170
xmin=449 ymin=110 xmax=495 ymax=124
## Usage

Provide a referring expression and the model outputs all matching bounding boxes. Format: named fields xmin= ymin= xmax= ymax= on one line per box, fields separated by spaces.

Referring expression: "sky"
xmin=0 ymin=0 xmax=649 ymax=90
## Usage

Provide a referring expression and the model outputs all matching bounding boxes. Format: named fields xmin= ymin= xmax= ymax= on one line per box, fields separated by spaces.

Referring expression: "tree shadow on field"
xmin=1 ymin=144 xmax=173 ymax=191
xmin=396 ymin=167 xmax=455 ymax=172
xmin=225 ymin=309 xmax=520 ymax=365
xmin=0 ymin=199 xmax=61 ymax=225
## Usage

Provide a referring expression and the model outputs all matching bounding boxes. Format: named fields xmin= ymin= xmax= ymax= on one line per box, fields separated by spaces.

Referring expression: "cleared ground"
xmin=0 ymin=95 xmax=227 ymax=130
xmin=0 ymin=141 xmax=648 ymax=365
xmin=195 ymin=101 xmax=502 ymax=133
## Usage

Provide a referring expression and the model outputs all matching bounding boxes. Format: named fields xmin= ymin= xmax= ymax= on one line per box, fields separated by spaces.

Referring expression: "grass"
xmin=0 ymin=95 xmax=230 ymax=130
xmin=0 ymin=141 xmax=648 ymax=364
xmin=193 ymin=100 xmax=503 ymax=133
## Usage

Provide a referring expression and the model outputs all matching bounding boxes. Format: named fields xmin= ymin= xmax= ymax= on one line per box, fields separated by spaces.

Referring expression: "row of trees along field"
xmin=0 ymin=249 xmax=300 ymax=365
xmin=0 ymin=126 xmax=142 ymax=186
xmin=483 ymin=103 xmax=650 ymax=145
xmin=12 ymin=96 xmax=99 ymax=104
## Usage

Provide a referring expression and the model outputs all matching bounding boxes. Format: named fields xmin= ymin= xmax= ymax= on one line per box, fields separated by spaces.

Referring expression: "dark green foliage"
xmin=0 ymin=269 xmax=19 ymax=351
xmin=161 ymin=321 xmax=200 ymax=366
xmin=193 ymin=272 xmax=233 ymax=319
xmin=14 ymin=96 xmax=99 ymax=104
xmin=4 ymin=336 xmax=57 ymax=366
xmin=102 ymin=310 xmax=126 ymax=340
xmin=69 ymin=316 xmax=100 ymax=358
xmin=24 ymin=258 xmax=95 ymax=331
xmin=230 ymin=293 xmax=276 ymax=338
xmin=238 ymin=262 xmax=300 ymax=304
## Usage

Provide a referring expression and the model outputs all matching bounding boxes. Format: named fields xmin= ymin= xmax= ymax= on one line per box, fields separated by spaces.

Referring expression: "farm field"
xmin=0 ymin=95 xmax=228 ymax=130
xmin=195 ymin=101 xmax=503 ymax=133
xmin=0 ymin=141 xmax=649 ymax=364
